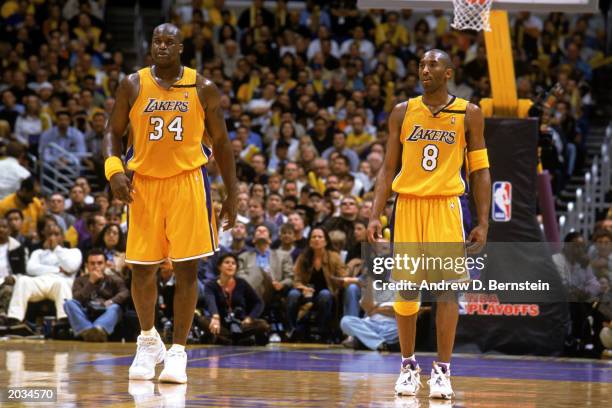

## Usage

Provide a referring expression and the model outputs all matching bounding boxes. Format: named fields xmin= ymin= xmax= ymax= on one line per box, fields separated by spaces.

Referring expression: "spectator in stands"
xmin=6 ymin=225 xmax=82 ymax=331
xmin=83 ymin=111 xmax=107 ymax=186
xmin=341 ymin=275 xmax=398 ymax=351
xmin=322 ymin=131 xmax=359 ymax=172
xmin=0 ymin=177 xmax=43 ymax=239
xmin=0 ymin=90 xmax=24 ymax=132
xmin=246 ymin=197 xmax=278 ymax=242
xmin=265 ymin=192 xmax=286 ymax=228
xmin=590 ymin=229 xmax=612 ymax=281
xmin=554 ymin=232 xmax=602 ymax=353
xmin=287 ymin=227 xmax=348 ymax=342
xmin=94 ymin=223 xmax=126 ymax=278
xmin=238 ymin=225 xmax=293 ymax=301
xmin=0 ymin=142 xmax=31 ymax=200
xmin=63 ymin=249 xmax=128 ymax=342
xmin=66 ymin=177 xmax=95 ymax=209
xmin=14 ymin=94 xmax=51 ymax=148
xmin=324 ymin=195 xmax=359 ymax=250
xmin=0 ymin=218 xmax=27 ymax=325
xmin=78 ymin=213 xmax=106 ymax=254
xmin=38 ymin=110 xmax=86 ymax=164
xmin=5 ymin=210 xmax=31 ymax=249
xmin=203 ymin=253 xmax=269 ymax=345
xmin=201 ymin=220 xmax=251 ymax=282
xmin=47 ymin=192 xmax=76 ymax=233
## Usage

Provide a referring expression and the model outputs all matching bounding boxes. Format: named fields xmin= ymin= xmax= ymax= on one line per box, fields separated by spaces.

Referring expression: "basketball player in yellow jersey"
xmin=103 ymin=24 xmax=237 ymax=384
xmin=368 ymin=49 xmax=491 ymax=399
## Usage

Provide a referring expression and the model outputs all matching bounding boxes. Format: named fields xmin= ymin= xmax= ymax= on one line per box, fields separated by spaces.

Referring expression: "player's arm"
xmin=367 ymin=101 xmax=406 ymax=242
xmin=465 ymin=102 xmax=491 ymax=253
xmin=102 ymin=74 xmax=138 ymax=203
xmin=198 ymin=76 xmax=238 ymax=230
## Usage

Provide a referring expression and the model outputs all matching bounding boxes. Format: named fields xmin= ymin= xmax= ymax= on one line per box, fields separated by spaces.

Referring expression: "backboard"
xmin=357 ymin=0 xmax=600 ymax=13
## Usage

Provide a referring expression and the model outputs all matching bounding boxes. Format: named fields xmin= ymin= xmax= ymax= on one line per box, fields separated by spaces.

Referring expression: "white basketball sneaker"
xmin=428 ymin=362 xmax=454 ymax=400
xmin=128 ymin=334 xmax=166 ymax=380
xmin=395 ymin=360 xmax=422 ymax=396
xmin=159 ymin=348 xmax=188 ymax=384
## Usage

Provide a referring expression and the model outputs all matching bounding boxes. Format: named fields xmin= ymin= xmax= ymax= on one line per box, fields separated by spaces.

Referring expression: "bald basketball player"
xmin=103 ymin=24 xmax=237 ymax=384
xmin=368 ymin=49 xmax=491 ymax=399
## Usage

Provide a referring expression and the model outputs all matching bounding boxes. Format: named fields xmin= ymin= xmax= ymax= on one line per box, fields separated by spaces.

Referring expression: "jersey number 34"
xmin=149 ymin=116 xmax=183 ymax=141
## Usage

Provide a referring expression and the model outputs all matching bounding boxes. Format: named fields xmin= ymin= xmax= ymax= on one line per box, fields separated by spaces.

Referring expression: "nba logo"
xmin=492 ymin=181 xmax=512 ymax=222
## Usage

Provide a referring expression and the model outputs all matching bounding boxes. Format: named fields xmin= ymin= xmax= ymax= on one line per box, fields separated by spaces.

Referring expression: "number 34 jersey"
xmin=127 ymin=66 xmax=208 ymax=179
xmin=392 ymin=95 xmax=468 ymax=197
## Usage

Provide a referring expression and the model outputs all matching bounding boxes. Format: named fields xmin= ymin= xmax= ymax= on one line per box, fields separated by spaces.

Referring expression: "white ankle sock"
xmin=169 ymin=344 xmax=185 ymax=353
xmin=141 ymin=327 xmax=159 ymax=337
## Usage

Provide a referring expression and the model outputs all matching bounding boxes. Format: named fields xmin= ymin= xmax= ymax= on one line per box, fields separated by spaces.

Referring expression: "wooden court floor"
xmin=0 ymin=340 xmax=610 ymax=407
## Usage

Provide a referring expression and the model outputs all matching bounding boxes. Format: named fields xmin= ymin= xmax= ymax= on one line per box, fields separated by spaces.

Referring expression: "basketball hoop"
xmin=451 ymin=0 xmax=493 ymax=32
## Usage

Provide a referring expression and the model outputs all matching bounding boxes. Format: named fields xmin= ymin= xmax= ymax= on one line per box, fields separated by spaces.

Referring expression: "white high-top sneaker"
xmin=128 ymin=334 xmax=166 ymax=380
xmin=395 ymin=360 xmax=422 ymax=396
xmin=159 ymin=348 xmax=188 ymax=384
xmin=427 ymin=362 xmax=454 ymax=400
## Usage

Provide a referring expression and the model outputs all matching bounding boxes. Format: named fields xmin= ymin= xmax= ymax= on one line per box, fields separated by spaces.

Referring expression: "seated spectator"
xmin=322 ymin=131 xmax=360 ymax=172
xmin=78 ymin=213 xmax=107 ymax=254
xmin=246 ymin=197 xmax=278 ymax=243
xmin=0 ymin=177 xmax=44 ymax=239
xmin=238 ymin=225 xmax=293 ymax=302
xmin=6 ymin=225 xmax=82 ymax=331
xmin=66 ymin=177 xmax=95 ymax=210
xmin=324 ymin=195 xmax=359 ymax=250
xmin=274 ymin=222 xmax=303 ymax=262
xmin=594 ymin=276 xmax=612 ymax=358
xmin=0 ymin=218 xmax=27 ymax=325
xmin=63 ymin=249 xmax=128 ymax=342
xmin=47 ymin=192 xmax=76 ymax=233
xmin=287 ymin=227 xmax=355 ymax=342
xmin=5 ymin=209 xmax=32 ymax=249
xmin=553 ymin=232 xmax=602 ymax=353
xmin=38 ymin=110 xmax=86 ymax=164
xmin=202 ymin=254 xmax=269 ymax=345
xmin=264 ymin=192 xmax=286 ymax=228
xmin=94 ymin=223 xmax=126 ymax=278
xmin=341 ymin=273 xmax=398 ymax=351
xmin=14 ymin=94 xmax=51 ymax=149
xmin=0 ymin=142 xmax=31 ymax=200
xmin=0 ymin=90 xmax=24 ymax=132
xmin=589 ymin=229 xmax=612 ymax=280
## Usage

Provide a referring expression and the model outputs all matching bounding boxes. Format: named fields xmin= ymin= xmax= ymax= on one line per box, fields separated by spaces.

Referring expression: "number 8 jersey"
xmin=392 ymin=95 xmax=468 ymax=197
xmin=127 ymin=67 xmax=208 ymax=179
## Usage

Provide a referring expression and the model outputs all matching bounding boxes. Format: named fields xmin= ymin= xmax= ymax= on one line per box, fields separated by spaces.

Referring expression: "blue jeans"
xmin=287 ymin=288 xmax=333 ymax=335
xmin=63 ymin=299 xmax=122 ymax=336
xmin=340 ymin=315 xmax=398 ymax=350
xmin=343 ymin=283 xmax=361 ymax=317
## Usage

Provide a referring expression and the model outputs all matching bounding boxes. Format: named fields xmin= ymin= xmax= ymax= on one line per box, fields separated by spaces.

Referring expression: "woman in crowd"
xmin=287 ymin=227 xmax=359 ymax=342
xmin=94 ymin=223 xmax=127 ymax=278
xmin=201 ymin=253 xmax=269 ymax=345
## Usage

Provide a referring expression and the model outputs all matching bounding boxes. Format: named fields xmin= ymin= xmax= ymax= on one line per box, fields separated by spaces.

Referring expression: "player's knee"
xmin=393 ymin=300 xmax=420 ymax=316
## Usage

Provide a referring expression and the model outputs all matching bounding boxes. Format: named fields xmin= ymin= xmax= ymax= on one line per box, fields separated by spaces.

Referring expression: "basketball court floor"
xmin=1 ymin=340 xmax=610 ymax=407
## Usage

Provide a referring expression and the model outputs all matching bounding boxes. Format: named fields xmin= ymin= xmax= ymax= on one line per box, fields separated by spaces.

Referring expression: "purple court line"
xmin=84 ymin=347 xmax=612 ymax=384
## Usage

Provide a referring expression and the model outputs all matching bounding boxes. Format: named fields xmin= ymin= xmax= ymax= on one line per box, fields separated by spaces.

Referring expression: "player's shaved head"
xmin=424 ymin=49 xmax=453 ymax=70
xmin=153 ymin=23 xmax=182 ymax=42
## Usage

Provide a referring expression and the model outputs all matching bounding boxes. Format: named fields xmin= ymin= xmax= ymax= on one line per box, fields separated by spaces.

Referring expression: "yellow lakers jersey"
xmin=392 ymin=96 xmax=468 ymax=197
xmin=127 ymin=67 xmax=208 ymax=178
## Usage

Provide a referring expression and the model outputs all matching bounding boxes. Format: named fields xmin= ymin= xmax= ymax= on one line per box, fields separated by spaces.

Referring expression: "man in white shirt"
xmin=6 ymin=225 xmax=82 ymax=325
xmin=0 ymin=142 xmax=30 ymax=200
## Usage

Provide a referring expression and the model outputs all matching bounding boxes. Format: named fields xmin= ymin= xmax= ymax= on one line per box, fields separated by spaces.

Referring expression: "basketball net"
xmin=451 ymin=0 xmax=493 ymax=32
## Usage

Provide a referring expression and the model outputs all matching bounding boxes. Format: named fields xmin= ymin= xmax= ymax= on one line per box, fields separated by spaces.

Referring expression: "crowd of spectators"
xmin=0 ymin=0 xmax=610 ymax=356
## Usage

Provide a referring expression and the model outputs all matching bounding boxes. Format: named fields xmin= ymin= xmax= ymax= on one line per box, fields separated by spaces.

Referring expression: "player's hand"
xmin=466 ymin=223 xmax=488 ymax=254
xmin=209 ymin=316 xmax=221 ymax=335
xmin=367 ymin=218 xmax=383 ymax=243
xmin=219 ymin=190 xmax=238 ymax=231
xmin=109 ymin=173 xmax=133 ymax=204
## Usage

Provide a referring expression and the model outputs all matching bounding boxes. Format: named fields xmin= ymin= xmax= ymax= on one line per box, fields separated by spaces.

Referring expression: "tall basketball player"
xmin=368 ymin=49 xmax=491 ymax=399
xmin=103 ymin=24 xmax=237 ymax=384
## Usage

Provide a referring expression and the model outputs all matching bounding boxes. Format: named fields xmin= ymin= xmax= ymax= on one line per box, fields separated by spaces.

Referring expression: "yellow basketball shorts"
xmin=126 ymin=167 xmax=218 ymax=264
xmin=390 ymin=195 xmax=467 ymax=316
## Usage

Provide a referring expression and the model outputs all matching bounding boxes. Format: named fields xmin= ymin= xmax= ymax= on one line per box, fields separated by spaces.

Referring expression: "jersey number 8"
xmin=421 ymin=144 xmax=439 ymax=171
xmin=149 ymin=116 xmax=183 ymax=141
